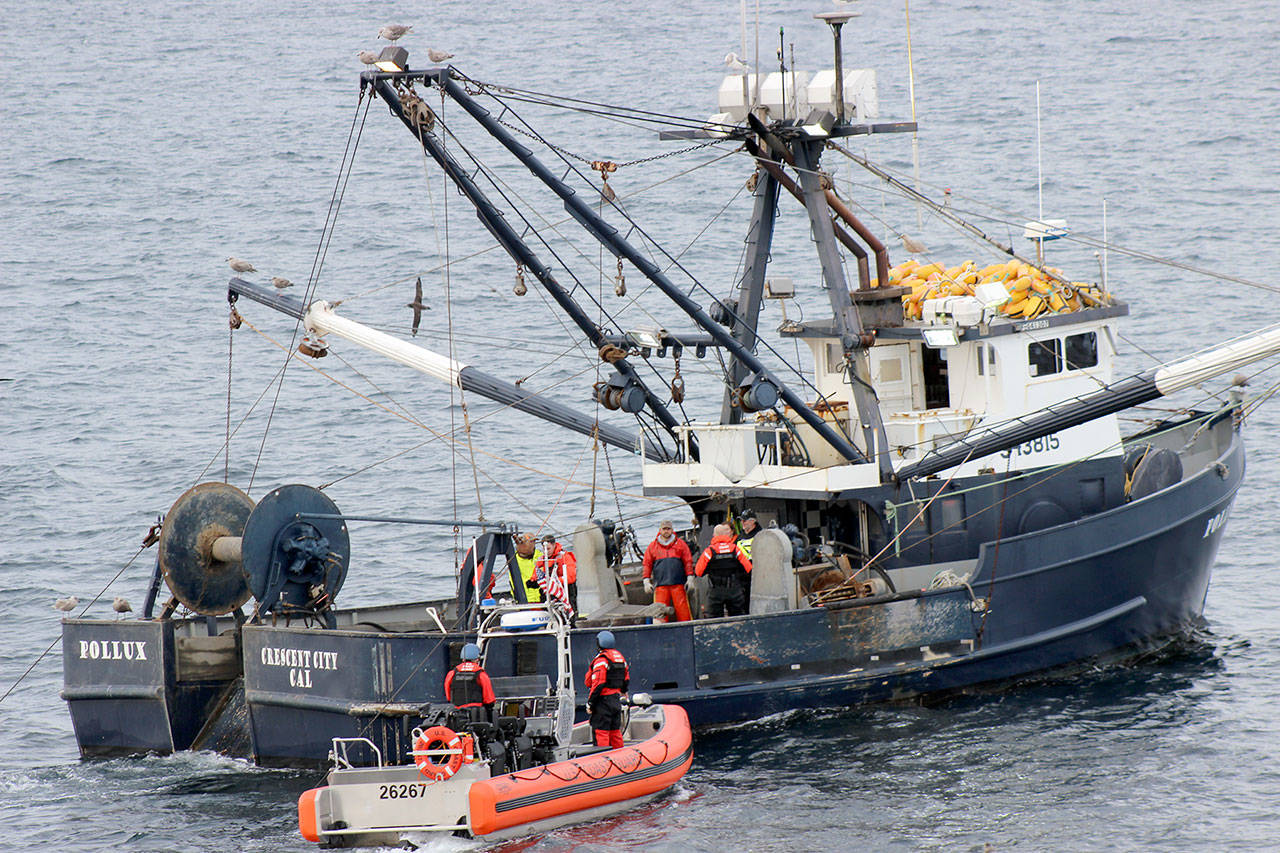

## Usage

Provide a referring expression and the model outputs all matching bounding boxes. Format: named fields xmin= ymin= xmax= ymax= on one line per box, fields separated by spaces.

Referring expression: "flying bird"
xmin=378 ymin=24 xmax=413 ymax=41
xmin=724 ymin=52 xmax=749 ymax=74
xmin=426 ymin=48 xmax=455 ymax=63
xmin=227 ymin=257 xmax=256 ymax=273
xmin=54 ymin=596 xmax=78 ymax=612
xmin=406 ymin=276 xmax=430 ymax=336
xmin=899 ymin=233 xmax=928 ymax=255
xmin=112 ymin=596 xmax=133 ymax=618
xmin=357 ymin=50 xmax=379 ymax=66
xmin=272 ymin=277 xmax=293 ymax=289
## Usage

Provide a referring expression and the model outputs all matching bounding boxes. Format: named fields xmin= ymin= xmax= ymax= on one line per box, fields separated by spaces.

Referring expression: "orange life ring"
xmin=413 ymin=726 xmax=472 ymax=781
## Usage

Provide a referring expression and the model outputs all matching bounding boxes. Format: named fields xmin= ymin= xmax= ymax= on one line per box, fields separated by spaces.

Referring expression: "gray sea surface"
xmin=3 ymin=0 xmax=1280 ymax=850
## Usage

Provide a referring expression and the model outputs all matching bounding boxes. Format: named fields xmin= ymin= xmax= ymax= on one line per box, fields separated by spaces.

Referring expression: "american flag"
xmin=533 ymin=566 xmax=574 ymax=616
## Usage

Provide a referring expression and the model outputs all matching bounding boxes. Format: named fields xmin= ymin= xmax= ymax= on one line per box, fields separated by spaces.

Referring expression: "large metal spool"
xmin=157 ymin=481 xmax=351 ymax=620
xmin=241 ymin=484 xmax=350 ymax=622
xmin=158 ymin=482 xmax=255 ymax=615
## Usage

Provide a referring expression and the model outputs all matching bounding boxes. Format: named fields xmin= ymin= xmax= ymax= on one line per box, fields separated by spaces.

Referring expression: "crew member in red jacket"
xmin=444 ymin=643 xmax=496 ymax=722
xmin=537 ymin=534 xmax=578 ymax=612
xmin=642 ymin=519 xmax=693 ymax=622
xmin=585 ymin=631 xmax=629 ymax=747
xmin=694 ymin=523 xmax=753 ymax=617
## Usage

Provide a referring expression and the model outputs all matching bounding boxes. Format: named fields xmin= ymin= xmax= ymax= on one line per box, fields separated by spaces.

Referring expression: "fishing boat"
xmin=297 ymin=601 xmax=692 ymax=846
xmin=62 ymin=14 xmax=1280 ymax=768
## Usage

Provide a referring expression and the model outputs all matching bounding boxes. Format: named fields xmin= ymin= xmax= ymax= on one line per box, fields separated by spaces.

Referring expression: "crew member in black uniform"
xmin=585 ymin=630 xmax=629 ymax=747
xmin=444 ymin=643 xmax=496 ymax=722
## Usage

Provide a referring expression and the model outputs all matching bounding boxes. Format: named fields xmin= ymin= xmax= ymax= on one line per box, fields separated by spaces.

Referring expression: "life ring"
xmin=412 ymin=726 xmax=473 ymax=781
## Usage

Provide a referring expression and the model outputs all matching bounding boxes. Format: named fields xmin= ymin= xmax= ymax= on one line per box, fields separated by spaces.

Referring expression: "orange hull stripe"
xmin=469 ymin=705 xmax=693 ymax=836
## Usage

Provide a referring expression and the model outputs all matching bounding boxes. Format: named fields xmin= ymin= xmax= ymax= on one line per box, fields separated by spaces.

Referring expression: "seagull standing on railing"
xmin=272 ymin=277 xmax=293 ymax=289
xmin=357 ymin=50 xmax=379 ymax=66
xmin=112 ymin=597 xmax=133 ymax=619
xmin=427 ymin=48 xmax=455 ymax=63
xmin=54 ymin=596 xmax=78 ymax=613
xmin=227 ymin=257 xmax=256 ymax=274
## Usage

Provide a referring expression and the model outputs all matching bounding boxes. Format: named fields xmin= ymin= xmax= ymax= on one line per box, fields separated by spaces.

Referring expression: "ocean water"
xmin=3 ymin=0 xmax=1280 ymax=850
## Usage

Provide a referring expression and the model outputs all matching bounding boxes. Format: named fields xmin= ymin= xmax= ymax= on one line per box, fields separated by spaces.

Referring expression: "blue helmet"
xmin=461 ymin=643 xmax=481 ymax=661
xmin=596 ymin=630 xmax=615 ymax=649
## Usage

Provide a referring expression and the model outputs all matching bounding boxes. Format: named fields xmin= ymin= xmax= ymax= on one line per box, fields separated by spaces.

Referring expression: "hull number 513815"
xmin=1001 ymin=435 xmax=1060 ymax=459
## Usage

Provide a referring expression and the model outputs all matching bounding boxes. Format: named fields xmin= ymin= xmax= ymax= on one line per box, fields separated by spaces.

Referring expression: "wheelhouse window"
xmin=977 ymin=344 xmax=996 ymax=377
xmin=1065 ymin=332 xmax=1098 ymax=371
xmin=1028 ymin=339 xmax=1061 ymax=377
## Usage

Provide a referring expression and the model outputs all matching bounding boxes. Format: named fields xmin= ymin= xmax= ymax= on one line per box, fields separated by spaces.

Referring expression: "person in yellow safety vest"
xmin=509 ymin=533 xmax=544 ymax=603
xmin=737 ymin=509 xmax=760 ymax=560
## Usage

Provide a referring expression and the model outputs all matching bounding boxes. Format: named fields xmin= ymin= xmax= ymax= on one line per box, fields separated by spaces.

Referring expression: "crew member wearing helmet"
xmin=585 ymin=631 xmax=629 ymax=748
xmin=444 ymin=643 xmax=496 ymax=722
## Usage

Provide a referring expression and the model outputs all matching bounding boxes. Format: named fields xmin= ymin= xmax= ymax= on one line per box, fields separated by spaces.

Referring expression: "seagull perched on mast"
xmin=426 ymin=48 xmax=455 ymax=63
xmin=227 ymin=257 xmax=256 ymax=274
xmin=378 ymin=24 xmax=413 ymax=41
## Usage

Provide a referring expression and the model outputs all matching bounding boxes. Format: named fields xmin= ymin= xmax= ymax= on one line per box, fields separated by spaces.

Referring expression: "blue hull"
xmin=63 ymin=416 xmax=1243 ymax=765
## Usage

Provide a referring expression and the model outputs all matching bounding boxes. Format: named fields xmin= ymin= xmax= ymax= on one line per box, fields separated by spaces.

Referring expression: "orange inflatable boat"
xmin=297 ymin=603 xmax=693 ymax=846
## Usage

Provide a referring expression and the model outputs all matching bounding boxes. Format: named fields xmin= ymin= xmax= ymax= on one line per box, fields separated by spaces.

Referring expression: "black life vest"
xmin=706 ymin=549 xmax=746 ymax=580
xmin=450 ymin=661 xmax=485 ymax=707
xmin=594 ymin=650 xmax=629 ymax=691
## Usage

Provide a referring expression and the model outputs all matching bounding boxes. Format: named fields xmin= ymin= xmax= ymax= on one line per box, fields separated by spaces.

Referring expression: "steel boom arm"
xmin=368 ymin=73 xmax=691 ymax=460
xmin=227 ymin=279 xmax=668 ymax=461
xmin=432 ymin=73 xmax=867 ymax=465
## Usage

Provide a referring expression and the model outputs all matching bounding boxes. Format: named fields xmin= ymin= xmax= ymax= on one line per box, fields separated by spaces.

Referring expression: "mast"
xmin=790 ymin=136 xmax=894 ymax=479
xmin=367 ymin=73 xmax=693 ymax=461
xmin=720 ymin=169 xmax=779 ymax=424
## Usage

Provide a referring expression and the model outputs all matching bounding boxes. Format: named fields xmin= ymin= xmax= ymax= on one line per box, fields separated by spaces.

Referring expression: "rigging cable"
xmin=428 ymin=113 xmax=679 ymax=453
xmin=470 ymin=84 xmax=857 ymax=441
xmin=830 ymin=143 xmax=1280 ymax=296
xmin=247 ymin=90 xmax=373 ymax=493
xmin=236 ymin=317 xmax=678 ymax=505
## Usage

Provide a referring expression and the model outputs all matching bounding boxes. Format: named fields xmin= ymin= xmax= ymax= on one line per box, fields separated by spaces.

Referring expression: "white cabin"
xmin=641 ymin=304 xmax=1128 ymax=497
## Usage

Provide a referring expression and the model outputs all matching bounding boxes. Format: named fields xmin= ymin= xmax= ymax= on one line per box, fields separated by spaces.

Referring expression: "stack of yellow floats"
xmin=885 ymin=259 xmax=1110 ymax=322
